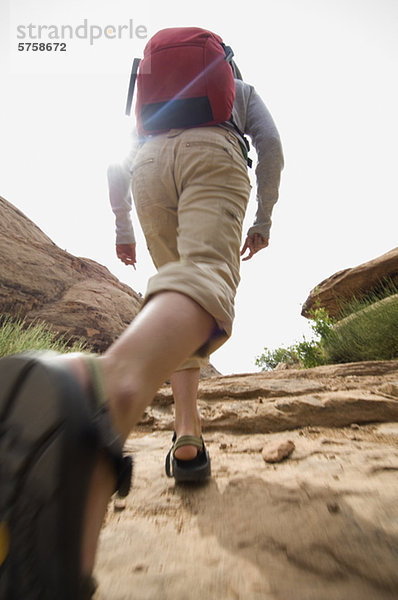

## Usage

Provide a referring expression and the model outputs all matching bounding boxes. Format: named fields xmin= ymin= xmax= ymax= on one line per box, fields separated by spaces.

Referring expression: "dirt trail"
xmin=94 ymin=362 xmax=398 ymax=600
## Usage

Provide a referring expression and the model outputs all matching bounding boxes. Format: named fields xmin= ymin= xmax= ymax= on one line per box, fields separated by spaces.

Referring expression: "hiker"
xmin=0 ymin=27 xmax=283 ymax=599
xmin=108 ymin=29 xmax=283 ymax=484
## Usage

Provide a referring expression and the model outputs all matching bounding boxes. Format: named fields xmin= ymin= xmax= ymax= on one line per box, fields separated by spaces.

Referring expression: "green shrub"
xmin=256 ymin=280 xmax=398 ymax=370
xmin=255 ymin=345 xmax=300 ymax=370
xmin=255 ymin=306 xmax=334 ymax=370
xmin=322 ymin=294 xmax=398 ymax=363
xmin=0 ymin=315 xmax=90 ymax=357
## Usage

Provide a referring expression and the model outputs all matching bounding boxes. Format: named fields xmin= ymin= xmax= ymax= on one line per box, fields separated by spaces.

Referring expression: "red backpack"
xmin=125 ymin=27 xmax=236 ymax=136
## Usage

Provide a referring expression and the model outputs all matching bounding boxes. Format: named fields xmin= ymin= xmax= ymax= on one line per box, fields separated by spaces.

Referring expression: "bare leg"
xmin=63 ymin=291 xmax=215 ymax=575
xmin=171 ymin=368 xmax=201 ymax=460
xmin=101 ymin=293 xmax=213 ymax=436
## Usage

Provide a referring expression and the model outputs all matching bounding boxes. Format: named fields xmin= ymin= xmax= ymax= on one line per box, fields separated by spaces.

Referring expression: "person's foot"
xmin=165 ymin=432 xmax=211 ymax=483
xmin=0 ymin=353 xmax=131 ymax=599
xmin=173 ymin=427 xmax=202 ymax=460
xmin=169 ymin=368 xmax=202 ymax=461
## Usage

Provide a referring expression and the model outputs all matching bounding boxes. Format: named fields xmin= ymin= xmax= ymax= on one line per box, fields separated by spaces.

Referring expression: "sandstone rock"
xmin=302 ymin=246 xmax=398 ymax=318
xmin=200 ymin=363 xmax=221 ymax=378
xmin=374 ymin=422 xmax=398 ymax=436
xmin=97 ymin=421 xmax=398 ymax=599
xmin=379 ymin=381 xmax=398 ymax=398
xmin=274 ymin=360 xmax=301 ymax=370
xmin=3 ymin=200 xmax=398 ymax=598
xmin=145 ymin=360 xmax=398 ymax=432
xmin=262 ymin=438 xmax=295 ymax=462
xmin=0 ymin=196 xmax=142 ymax=351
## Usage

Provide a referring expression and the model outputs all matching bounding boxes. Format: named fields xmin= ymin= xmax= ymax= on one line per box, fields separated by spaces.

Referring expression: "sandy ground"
xmin=94 ymin=422 xmax=398 ymax=600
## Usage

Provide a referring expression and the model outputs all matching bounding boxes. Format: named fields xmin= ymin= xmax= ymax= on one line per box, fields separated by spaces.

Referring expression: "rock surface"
xmin=0 ymin=196 xmax=142 ymax=352
xmin=302 ymin=247 xmax=398 ymax=318
xmin=95 ymin=360 xmax=398 ymax=599
xmin=142 ymin=359 xmax=398 ymax=432
xmin=3 ymin=196 xmax=398 ymax=597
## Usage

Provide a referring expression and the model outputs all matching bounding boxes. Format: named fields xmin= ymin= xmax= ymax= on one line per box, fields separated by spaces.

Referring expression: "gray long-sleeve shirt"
xmin=108 ymin=79 xmax=284 ymax=244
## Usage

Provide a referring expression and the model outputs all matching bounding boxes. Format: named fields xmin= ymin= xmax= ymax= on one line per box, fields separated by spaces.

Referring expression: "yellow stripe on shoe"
xmin=0 ymin=522 xmax=10 ymax=566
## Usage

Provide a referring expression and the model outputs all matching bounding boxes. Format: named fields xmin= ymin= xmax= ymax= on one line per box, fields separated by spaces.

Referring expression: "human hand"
xmin=116 ymin=243 xmax=136 ymax=268
xmin=240 ymin=234 xmax=269 ymax=261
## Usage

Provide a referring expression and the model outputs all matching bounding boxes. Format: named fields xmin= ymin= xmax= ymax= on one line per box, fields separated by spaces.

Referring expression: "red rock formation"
xmin=302 ymin=247 xmax=398 ymax=318
xmin=0 ymin=196 xmax=142 ymax=351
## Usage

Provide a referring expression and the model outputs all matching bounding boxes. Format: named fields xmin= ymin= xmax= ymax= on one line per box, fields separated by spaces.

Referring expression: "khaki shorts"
xmin=131 ymin=126 xmax=251 ymax=370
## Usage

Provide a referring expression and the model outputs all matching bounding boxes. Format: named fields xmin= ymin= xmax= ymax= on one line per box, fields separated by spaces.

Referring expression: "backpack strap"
xmin=125 ymin=58 xmax=141 ymax=116
xmin=230 ymin=118 xmax=253 ymax=168
xmin=221 ymin=52 xmax=252 ymax=168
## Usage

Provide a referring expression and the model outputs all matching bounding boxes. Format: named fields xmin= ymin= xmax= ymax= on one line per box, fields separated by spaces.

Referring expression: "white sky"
xmin=0 ymin=0 xmax=397 ymax=374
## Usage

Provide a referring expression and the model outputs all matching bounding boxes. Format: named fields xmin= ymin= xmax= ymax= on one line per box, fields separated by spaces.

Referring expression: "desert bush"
xmin=256 ymin=280 xmax=398 ymax=370
xmin=256 ymin=307 xmax=334 ymax=370
xmin=0 ymin=314 xmax=89 ymax=357
xmin=254 ymin=345 xmax=300 ymax=371
xmin=322 ymin=293 xmax=398 ymax=364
